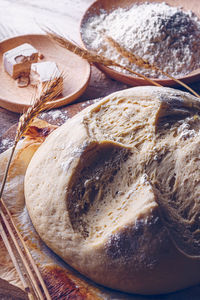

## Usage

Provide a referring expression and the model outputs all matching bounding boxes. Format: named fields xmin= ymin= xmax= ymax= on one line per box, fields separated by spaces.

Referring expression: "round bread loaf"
xmin=24 ymin=86 xmax=200 ymax=295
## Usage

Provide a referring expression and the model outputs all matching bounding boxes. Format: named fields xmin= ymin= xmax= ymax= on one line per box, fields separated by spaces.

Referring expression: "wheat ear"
xmin=0 ymin=77 xmax=62 ymax=199
xmin=105 ymin=35 xmax=200 ymax=98
xmin=45 ymin=29 xmax=161 ymax=87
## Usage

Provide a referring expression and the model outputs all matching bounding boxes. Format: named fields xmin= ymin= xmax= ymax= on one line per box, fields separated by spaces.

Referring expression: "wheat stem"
xmin=0 ymin=207 xmax=44 ymax=299
xmin=1 ymin=198 xmax=51 ymax=299
xmin=157 ymin=70 xmax=200 ymax=98
xmin=105 ymin=35 xmax=200 ymax=98
xmin=45 ymin=29 xmax=161 ymax=87
xmin=0 ymin=221 xmax=32 ymax=296
xmin=0 ymin=141 xmax=17 ymax=198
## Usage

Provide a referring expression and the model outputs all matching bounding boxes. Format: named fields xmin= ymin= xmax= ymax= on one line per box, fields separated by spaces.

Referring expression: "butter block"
xmin=3 ymin=43 xmax=38 ymax=79
xmin=30 ymin=61 xmax=63 ymax=95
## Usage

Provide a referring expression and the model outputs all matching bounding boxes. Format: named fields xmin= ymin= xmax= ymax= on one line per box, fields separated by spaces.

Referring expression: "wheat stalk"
xmin=105 ymin=35 xmax=200 ymax=98
xmin=45 ymin=29 xmax=161 ymax=87
xmin=0 ymin=198 xmax=51 ymax=299
xmin=0 ymin=205 xmax=44 ymax=299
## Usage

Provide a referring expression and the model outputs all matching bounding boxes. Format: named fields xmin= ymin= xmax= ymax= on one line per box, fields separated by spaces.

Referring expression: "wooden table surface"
xmin=0 ymin=1 xmax=200 ymax=299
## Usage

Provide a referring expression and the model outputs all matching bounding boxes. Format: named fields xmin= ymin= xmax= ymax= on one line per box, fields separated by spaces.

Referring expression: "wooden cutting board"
xmin=0 ymin=100 xmax=200 ymax=300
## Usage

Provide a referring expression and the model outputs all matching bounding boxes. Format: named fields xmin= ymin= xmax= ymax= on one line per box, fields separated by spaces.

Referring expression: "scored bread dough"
xmin=24 ymin=86 xmax=200 ymax=295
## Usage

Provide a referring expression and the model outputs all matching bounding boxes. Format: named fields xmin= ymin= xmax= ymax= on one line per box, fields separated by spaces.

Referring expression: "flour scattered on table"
xmin=81 ymin=2 xmax=200 ymax=78
xmin=39 ymin=109 xmax=69 ymax=125
xmin=0 ymin=138 xmax=14 ymax=153
xmin=81 ymin=98 xmax=101 ymax=107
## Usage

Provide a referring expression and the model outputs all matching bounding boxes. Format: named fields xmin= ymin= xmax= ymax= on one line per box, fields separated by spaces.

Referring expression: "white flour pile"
xmin=81 ymin=2 xmax=200 ymax=78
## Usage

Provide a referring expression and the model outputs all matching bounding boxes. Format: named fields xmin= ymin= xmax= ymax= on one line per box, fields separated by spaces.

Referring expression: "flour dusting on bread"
xmin=24 ymin=87 xmax=200 ymax=295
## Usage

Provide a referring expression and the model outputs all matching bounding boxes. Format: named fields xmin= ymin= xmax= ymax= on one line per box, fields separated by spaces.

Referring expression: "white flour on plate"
xmin=81 ymin=2 xmax=200 ymax=78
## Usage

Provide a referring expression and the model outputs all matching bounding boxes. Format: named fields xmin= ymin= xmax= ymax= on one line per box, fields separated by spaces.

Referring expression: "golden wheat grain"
xmin=16 ymin=77 xmax=62 ymax=142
